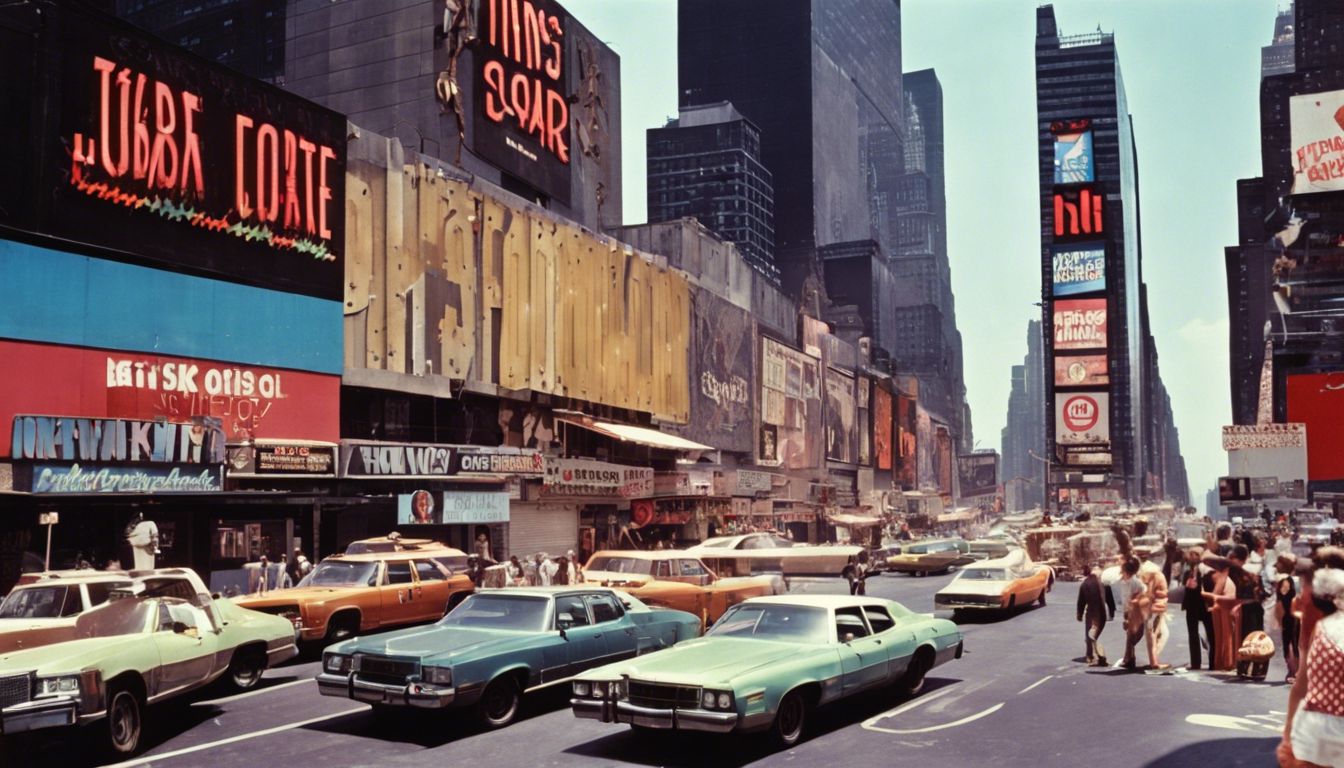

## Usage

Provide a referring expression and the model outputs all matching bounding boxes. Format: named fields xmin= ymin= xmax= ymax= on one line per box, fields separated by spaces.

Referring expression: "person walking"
xmin=1230 ymin=544 xmax=1267 ymax=678
xmin=1279 ymin=547 xmax=1344 ymax=767
xmin=845 ymin=551 xmax=870 ymax=596
xmin=1276 ymin=553 xmax=1300 ymax=682
xmin=1286 ymin=566 xmax=1344 ymax=767
xmin=1118 ymin=556 xmax=1148 ymax=672
xmin=1077 ymin=565 xmax=1115 ymax=666
xmin=1203 ymin=554 xmax=1239 ymax=671
xmin=1181 ymin=547 xmax=1213 ymax=670
xmin=1138 ymin=558 xmax=1172 ymax=671
xmin=554 ymin=555 xmax=571 ymax=585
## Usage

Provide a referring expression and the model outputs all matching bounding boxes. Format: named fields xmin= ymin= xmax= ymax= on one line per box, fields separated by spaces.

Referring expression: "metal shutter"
xmin=507 ymin=503 xmax=579 ymax=560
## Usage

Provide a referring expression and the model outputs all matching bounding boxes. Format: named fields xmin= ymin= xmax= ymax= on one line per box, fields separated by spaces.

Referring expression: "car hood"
xmin=0 ymin=634 xmax=145 ymax=675
xmin=938 ymin=581 xmax=1007 ymax=597
xmin=338 ymin=624 xmax=539 ymax=662
xmin=590 ymin=637 xmax=811 ymax=684
xmin=234 ymin=586 xmax=359 ymax=607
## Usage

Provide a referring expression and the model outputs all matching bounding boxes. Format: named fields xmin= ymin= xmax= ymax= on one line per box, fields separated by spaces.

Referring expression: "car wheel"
xmin=478 ymin=677 xmax=521 ymax=729
xmin=770 ymin=690 xmax=807 ymax=748
xmin=106 ymin=685 xmax=143 ymax=756
xmin=1037 ymin=589 xmax=1047 ymax=607
xmin=326 ymin=614 xmax=359 ymax=643
xmin=228 ymin=647 xmax=267 ymax=691
xmin=899 ymin=650 xmax=933 ymax=696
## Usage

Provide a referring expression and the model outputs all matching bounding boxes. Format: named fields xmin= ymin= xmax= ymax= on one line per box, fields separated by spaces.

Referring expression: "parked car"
xmin=933 ymin=549 xmax=1055 ymax=612
xmin=571 ymin=594 xmax=962 ymax=748
xmin=0 ymin=591 xmax=299 ymax=755
xmin=343 ymin=534 xmax=445 ymax=556
xmin=686 ymin=533 xmax=864 ymax=577
xmin=881 ymin=538 xmax=976 ymax=575
xmin=317 ymin=587 xmax=700 ymax=728
xmin=967 ymin=531 xmax=1020 ymax=561
xmin=235 ymin=544 xmax=475 ymax=645
xmin=582 ymin=550 xmax=784 ymax=626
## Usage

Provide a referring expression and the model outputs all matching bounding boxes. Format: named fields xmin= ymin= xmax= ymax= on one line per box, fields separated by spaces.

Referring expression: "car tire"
xmin=326 ymin=614 xmax=359 ymax=643
xmin=770 ymin=690 xmax=807 ymax=748
xmin=1037 ymin=589 xmax=1047 ymax=607
xmin=899 ymin=650 xmax=933 ymax=697
xmin=478 ymin=676 xmax=521 ymax=729
xmin=105 ymin=685 xmax=143 ymax=757
xmin=228 ymin=647 xmax=267 ymax=691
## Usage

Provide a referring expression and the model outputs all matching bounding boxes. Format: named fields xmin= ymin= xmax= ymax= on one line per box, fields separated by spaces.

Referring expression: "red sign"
xmin=1287 ymin=372 xmax=1344 ymax=481
xmin=1062 ymin=395 xmax=1100 ymax=432
xmin=1053 ymin=186 xmax=1104 ymax=240
xmin=1053 ymin=298 xmax=1108 ymax=351
xmin=874 ymin=387 xmax=893 ymax=471
xmin=0 ymin=340 xmax=339 ymax=451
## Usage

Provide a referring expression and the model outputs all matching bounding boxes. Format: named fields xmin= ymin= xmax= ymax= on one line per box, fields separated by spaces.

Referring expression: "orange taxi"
xmin=581 ymin=549 xmax=783 ymax=627
xmin=235 ymin=538 xmax=473 ymax=644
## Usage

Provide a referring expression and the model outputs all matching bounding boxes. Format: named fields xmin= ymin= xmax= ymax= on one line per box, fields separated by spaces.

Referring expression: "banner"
xmin=957 ymin=453 xmax=998 ymax=498
xmin=824 ymin=367 xmax=857 ymax=463
xmin=1054 ymin=354 xmax=1109 ymax=388
xmin=1289 ymin=89 xmax=1344 ymax=195
xmin=29 ymin=463 xmax=223 ymax=494
xmin=542 ymin=458 xmax=652 ymax=498
xmin=1055 ymin=392 xmax=1110 ymax=446
xmin=759 ymin=338 xmax=821 ymax=469
xmin=874 ymin=386 xmax=893 ymax=471
xmin=1052 ymin=244 xmax=1105 ymax=296
xmin=1053 ymin=298 xmax=1107 ymax=351
xmin=1054 ymin=130 xmax=1094 ymax=184
xmin=340 ymin=442 xmax=543 ymax=478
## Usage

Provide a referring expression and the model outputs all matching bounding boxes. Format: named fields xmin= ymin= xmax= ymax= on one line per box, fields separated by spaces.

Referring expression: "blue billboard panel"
xmin=1054 ymin=130 xmax=1094 ymax=184
xmin=1052 ymin=243 xmax=1106 ymax=296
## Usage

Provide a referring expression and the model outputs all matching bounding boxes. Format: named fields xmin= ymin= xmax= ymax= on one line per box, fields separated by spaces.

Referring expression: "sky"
xmin=563 ymin=0 xmax=1282 ymax=516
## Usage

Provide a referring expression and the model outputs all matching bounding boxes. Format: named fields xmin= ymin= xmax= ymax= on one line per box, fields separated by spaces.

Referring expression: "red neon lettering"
xmin=282 ymin=130 xmax=300 ymax=229
xmin=132 ymin=74 xmax=150 ymax=180
xmin=93 ymin=58 xmax=124 ymax=178
xmin=299 ymin=137 xmax=317 ymax=235
xmin=180 ymin=92 xmax=203 ymax=196
xmin=484 ymin=61 xmax=509 ymax=121
xmin=547 ymin=89 xmax=569 ymax=162
xmin=541 ymin=13 xmax=562 ymax=80
xmin=511 ymin=72 xmax=533 ymax=130
xmin=319 ymin=145 xmax=335 ymax=240
xmin=523 ymin=3 xmax=542 ymax=70
xmin=148 ymin=82 xmax=179 ymax=190
xmin=235 ymin=114 xmax=254 ymax=219
xmin=256 ymin=122 xmax=279 ymax=222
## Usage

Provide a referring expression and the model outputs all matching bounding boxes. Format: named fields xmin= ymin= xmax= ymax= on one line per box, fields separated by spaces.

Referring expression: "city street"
xmin=3 ymin=575 xmax=1287 ymax=768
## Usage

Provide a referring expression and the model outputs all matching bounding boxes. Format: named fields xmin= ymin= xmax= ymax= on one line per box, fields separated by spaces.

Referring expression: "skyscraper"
xmin=1001 ymin=320 xmax=1046 ymax=512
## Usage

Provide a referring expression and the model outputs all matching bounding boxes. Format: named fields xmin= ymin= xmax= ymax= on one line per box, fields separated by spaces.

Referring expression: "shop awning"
xmin=827 ymin=513 xmax=883 ymax=528
xmin=556 ymin=416 xmax=713 ymax=452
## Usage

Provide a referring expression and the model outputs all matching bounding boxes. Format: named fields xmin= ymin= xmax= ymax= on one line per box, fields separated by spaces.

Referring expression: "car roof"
xmin=741 ymin=594 xmax=892 ymax=609
xmin=325 ymin=546 xmax=468 ymax=562
xmin=471 ymin=586 xmax=625 ymax=599
xmin=589 ymin=550 xmax=698 ymax=561
xmin=15 ymin=570 xmax=133 ymax=585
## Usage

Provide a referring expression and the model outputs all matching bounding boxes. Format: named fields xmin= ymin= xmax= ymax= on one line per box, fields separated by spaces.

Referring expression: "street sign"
xmin=38 ymin=512 xmax=58 ymax=526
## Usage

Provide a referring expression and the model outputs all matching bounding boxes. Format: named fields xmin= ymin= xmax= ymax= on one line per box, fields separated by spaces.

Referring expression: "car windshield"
xmin=74 ymin=597 xmax=154 ymax=638
xmin=300 ymin=560 xmax=378 ymax=587
xmin=960 ymin=569 xmax=1008 ymax=581
xmin=439 ymin=594 xmax=549 ymax=632
xmin=0 ymin=586 xmax=80 ymax=619
xmin=585 ymin=556 xmax=652 ymax=575
xmin=707 ymin=604 xmax=830 ymax=644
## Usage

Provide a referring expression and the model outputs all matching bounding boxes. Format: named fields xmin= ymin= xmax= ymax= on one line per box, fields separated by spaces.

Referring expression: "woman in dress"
xmin=1202 ymin=554 xmax=1239 ymax=671
xmin=1287 ymin=566 xmax=1344 ymax=768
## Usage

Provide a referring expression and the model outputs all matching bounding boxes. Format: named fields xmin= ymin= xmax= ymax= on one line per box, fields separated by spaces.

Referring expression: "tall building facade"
xmin=1035 ymin=6 xmax=1186 ymax=508
xmin=1001 ymin=321 xmax=1046 ymax=512
xmin=114 ymin=0 xmax=288 ymax=82
xmin=646 ymin=102 xmax=777 ymax=280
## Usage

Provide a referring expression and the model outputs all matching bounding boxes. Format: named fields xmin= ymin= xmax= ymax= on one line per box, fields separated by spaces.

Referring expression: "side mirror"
xmin=559 ymin=627 xmax=568 ymax=640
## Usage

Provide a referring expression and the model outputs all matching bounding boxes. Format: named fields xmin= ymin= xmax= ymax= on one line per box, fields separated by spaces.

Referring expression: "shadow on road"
xmin=951 ymin=604 xmax=1047 ymax=625
xmin=1142 ymin=735 xmax=1278 ymax=767
xmin=1 ymin=701 xmax=227 ymax=768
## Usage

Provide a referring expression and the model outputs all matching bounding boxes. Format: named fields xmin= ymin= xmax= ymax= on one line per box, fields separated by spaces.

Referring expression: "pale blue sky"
xmin=565 ymin=0 xmax=1282 ymax=515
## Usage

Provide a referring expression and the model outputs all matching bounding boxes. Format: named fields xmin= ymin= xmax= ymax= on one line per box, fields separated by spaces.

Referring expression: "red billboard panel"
xmin=1054 ymin=354 xmax=1109 ymax=387
xmin=1053 ymin=185 xmax=1104 ymax=241
xmin=0 ymin=340 xmax=339 ymax=453
xmin=874 ymin=386 xmax=893 ymax=471
xmin=1287 ymin=372 xmax=1344 ymax=481
xmin=1053 ymin=298 xmax=1107 ymax=351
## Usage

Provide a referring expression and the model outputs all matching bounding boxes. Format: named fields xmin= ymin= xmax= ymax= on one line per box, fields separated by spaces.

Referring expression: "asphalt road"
xmin=2 ymin=573 xmax=1289 ymax=768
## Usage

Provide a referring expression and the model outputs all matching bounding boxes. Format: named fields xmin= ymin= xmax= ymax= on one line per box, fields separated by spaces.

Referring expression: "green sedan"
xmin=571 ymin=594 xmax=963 ymax=747
xmin=318 ymin=587 xmax=701 ymax=728
xmin=0 ymin=593 xmax=298 ymax=756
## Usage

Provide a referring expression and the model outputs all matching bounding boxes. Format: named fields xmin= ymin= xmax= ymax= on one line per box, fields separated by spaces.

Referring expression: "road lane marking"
xmin=861 ymin=685 xmax=957 ymax=729
xmin=1185 ymin=713 xmax=1282 ymax=732
xmin=102 ymin=706 xmax=363 ymax=768
xmin=1017 ymin=675 xmax=1053 ymax=695
xmin=194 ymin=678 xmax=312 ymax=706
xmin=863 ymin=703 xmax=1005 ymax=735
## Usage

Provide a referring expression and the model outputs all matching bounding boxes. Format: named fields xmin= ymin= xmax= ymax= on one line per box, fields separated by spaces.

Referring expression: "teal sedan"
xmin=571 ymin=594 xmax=962 ymax=747
xmin=317 ymin=587 xmax=700 ymax=728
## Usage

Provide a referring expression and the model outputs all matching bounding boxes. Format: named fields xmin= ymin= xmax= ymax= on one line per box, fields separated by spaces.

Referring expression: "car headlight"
xmin=423 ymin=666 xmax=452 ymax=686
xmin=37 ymin=675 xmax=81 ymax=696
xmin=701 ymin=689 xmax=733 ymax=710
xmin=573 ymin=681 xmax=591 ymax=698
xmin=702 ymin=690 xmax=715 ymax=708
xmin=323 ymin=653 xmax=353 ymax=675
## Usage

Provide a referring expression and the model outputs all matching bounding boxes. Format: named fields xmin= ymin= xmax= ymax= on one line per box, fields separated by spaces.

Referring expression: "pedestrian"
xmin=1229 ymin=544 xmax=1267 ymax=678
xmin=1202 ymin=554 xmax=1239 ymax=671
xmin=505 ymin=555 xmax=526 ymax=587
xmin=1213 ymin=522 xmax=1234 ymax=556
xmin=554 ymin=555 xmax=571 ymax=585
xmin=1280 ymin=547 xmax=1344 ymax=767
xmin=475 ymin=532 xmax=493 ymax=564
xmin=1180 ymin=547 xmax=1213 ymax=670
xmin=465 ymin=554 xmax=485 ymax=587
xmin=565 ymin=550 xmax=582 ymax=583
xmin=529 ymin=552 xmax=547 ymax=586
xmin=1286 ymin=565 xmax=1344 ymax=767
xmin=1276 ymin=553 xmax=1301 ymax=682
xmin=845 ymin=551 xmax=870 ymax=596
xmin=1138 ymin=558 xmax=1172 ymax=670
xmin=1161 ymin=538 xmax=1182 ymax=585
xmin=1118 ymin=556 xmax=1148 ymax=671
xmin=539 ymin=552 xmax=558 ymax=586
xmin=1077 ymin=564 xmax=1115 ymax=666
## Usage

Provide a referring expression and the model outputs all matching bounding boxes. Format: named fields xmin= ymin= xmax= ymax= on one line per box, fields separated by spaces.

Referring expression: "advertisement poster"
xmin=935 ymin=426 xmax=954 ymax=498
xmin=1052 ymin=185 xmax=1104 ymax=242
xmin=673 ymin=291 xmax=754 ymax=453
xmin=542 ymin=458 xmax=653 ymax=498
xmin=1053 ymin=298 xmax=1108 ymax=351
xmin=1289 ymin=89 xmax=1344 ymax=196
xmin=896 ymin=394 xmax=917 ymax=489
xmin=1054 ymin=130 xmax=1094 ymax=184
xmin=760 ymin=338 xmax=821 ymax=469
xmin=874 ymin=386 xmax=893 ymax=471
xmin=957 ymin=454 xmax=998 ymax=498
xmin=1052 ymin=244 xmax=1106 ymax=296
xmin=857 ymin=377 xmax=871 ymax=466
xmin=1287 ymin=372 xmax=1344 ymax=481
xmin=824 ymin=367 xmax=857 ymax=464
xmin=1054 ymin=392 xmax=1111 ymax=445
xmin=1054 ymin=354 xmax=1109 ymax=388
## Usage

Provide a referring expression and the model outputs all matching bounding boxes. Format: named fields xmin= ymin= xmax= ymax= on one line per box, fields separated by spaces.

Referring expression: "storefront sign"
xmin=30 ymin=462 xmax=223 ymax=493
xmin=1289 ymin=89 xmax=1344 ymax=195
xmin=441 ymin=491 xmax=510 ymax=524
xmin=40 ymin=5 xmax=346 ymax=300
xmin=11 ymin=415 xmax=224 ymax=464
xmin=454 ymin=447 xmax=545 ymax=475
xmin=342 ymin=442 xmax=456 ymax=478
xmin=1052 ymin=244 xmax=1106 ymax=296
xmin=1054 ymin=354 xmax=1109 ymax=388
xmin=735 ymin=470 xmax=774 ymax=494
xmin=1054 ymin=392 xmax=1110 ymax=446
xmin=1053 ymin=298 xmax=1107 ymax=351
xmin=542 ymin=458 xmax=652 ymax=498
xmin=250 ymin=443 xmax=336 ymax=475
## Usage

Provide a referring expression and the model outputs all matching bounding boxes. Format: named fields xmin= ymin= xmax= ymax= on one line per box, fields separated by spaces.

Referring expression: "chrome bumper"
xmin=268 ymin=642 xmax=300 ymax=665
xmin=1 ymin=697 xmax=78 ymax=734
xmin=571 ymin=698 xmax=738 ymax=734
xmin=934 ymin=596 xmax=1003 ymax=609
xmin=316 ymin=673 xmax=455 ymax=709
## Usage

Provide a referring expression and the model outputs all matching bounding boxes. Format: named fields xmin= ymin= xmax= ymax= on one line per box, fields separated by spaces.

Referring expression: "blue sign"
xmin=1052 ymin=244 xmax=1106 ymax=296
xmin=1054 ymin=131 xmax=1094 ymax=184
xmin=31 ymin=463 xmax=223 ymax=493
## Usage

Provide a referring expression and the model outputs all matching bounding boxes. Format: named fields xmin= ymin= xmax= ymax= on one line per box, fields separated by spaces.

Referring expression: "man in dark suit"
xmin=1077 ymin=564 xmax=1116 ymax=666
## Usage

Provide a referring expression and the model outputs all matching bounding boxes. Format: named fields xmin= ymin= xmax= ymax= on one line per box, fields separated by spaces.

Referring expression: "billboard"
xmin=1053 ymin=298 xmax=1107 ymax=351
xmin=958 ymin=453 xmax=998 ymax=498
xmin=895 ymin=393 xmax=917 ymax=489
xmin=1287 ymin=372 xmax=1344 ymax=481
xmin=35 ymin=5 xmax=346 ymax=300
xmin=1055 ymin=392 xmax=1110 ymax=445
xmin=760 ymin=338 xmax=821 ymax=469
xmin=1289 ymin=89 xmax=1344 ymax=196
xmin=824 ymin=367 xmax=857 ymax=464
xmin=874 ymin=386 xmax=893 ymax=471
xmin=674 ymin=290 xmax=754 ymax=453
xmin=1054 ymin=354 xmax=1109 ymax=388
xmin=472 ymin=0 xmax=572 ymax=203
xmin=1054 ymin=130 xmax=1094 ymax=184
xmin=1052 ymin=185 xmax=1104 ymax=241
xmin=1052 ymin=243 xmax=1106 ymax=296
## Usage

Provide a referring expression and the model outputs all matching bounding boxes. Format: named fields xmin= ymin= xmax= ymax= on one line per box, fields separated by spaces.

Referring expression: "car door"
xmin=863 ymin=605 xmax=912 ymax=680
xmin=554 ymin=593 xmax=602 ymax=675
xmin=835 ymin=607 xmax=887 ymax=694
xmin=414 ymin=559 xmax=454 ymax=620
xmin=585 ymin=593 xmax=639 ymax=661
xmin=378 ymin=560 xmax=418 ymax=627
xmin=151 ymin=601 xmax=219 ymax=696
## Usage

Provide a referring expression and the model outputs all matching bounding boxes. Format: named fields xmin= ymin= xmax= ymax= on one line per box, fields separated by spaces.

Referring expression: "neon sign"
xmin=1053 ymin=186 xmax=1104 ymax=241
